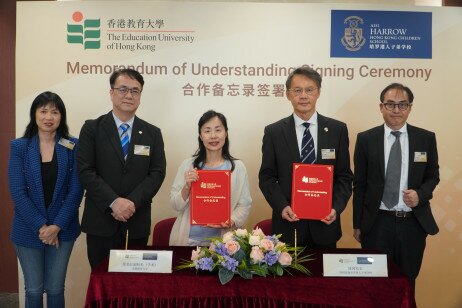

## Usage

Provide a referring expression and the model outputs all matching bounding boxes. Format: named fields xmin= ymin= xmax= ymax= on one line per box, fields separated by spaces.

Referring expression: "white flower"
xmin=275 ymin=241 xmax=285 ymax=250
xmin=222 ymin=231 xmax=234 ymax=243
xmin=191 ymin=246 xmax=204 ymax=261
xmin=249 ymin=235 xmax=261 ymax=246
xmin=208 ymin=242 xmax=216 ymax=252
xmin=235 ymin=228 xmax=248 ymax=237
xmin=252 ymin=227 xmax=265 ymax=237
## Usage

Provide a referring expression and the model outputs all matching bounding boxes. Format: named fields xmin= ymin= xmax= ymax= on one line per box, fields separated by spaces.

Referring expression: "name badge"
xmin=414 ymin=152 xmax=427 ymax=162
xmin=323 ymin=254 xmax=388 ymax=277
xmin=108 ymin=250 xmax=173 ymax=273
xmin=58 ymin=138 xmax=75 ymax=150
xmin=134 ymin=145 xmax=150 ymax=156
xmin=321 ymin=149 xmax=336 ymax=160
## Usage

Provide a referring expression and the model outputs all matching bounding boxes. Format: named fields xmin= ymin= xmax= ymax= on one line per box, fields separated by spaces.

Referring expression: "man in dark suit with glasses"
xmin=259 ymin=66 xmax=353 ymax=248
xmin=353 ymin=83 xmax=440 ymax=290
xmin=77 ymin=69 xmax=166 ymax=269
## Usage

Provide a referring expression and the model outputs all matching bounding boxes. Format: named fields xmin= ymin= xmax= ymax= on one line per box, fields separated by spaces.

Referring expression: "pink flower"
xmin=278 ymin=252 xmax=292 ymax=266
xmin=250 ymin=246 xmax=264 ymax=263
xmin=259 ymin=238 xmax=275 ymax=251
xmin=225 ymin=240 xmax=240 ymax=255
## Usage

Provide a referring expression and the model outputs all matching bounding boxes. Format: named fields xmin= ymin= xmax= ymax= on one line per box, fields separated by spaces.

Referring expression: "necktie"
xmin=382 ymin=131 xmax=402 ymax=209
xmin=120 ymin=123 xmax=130 ymax=159
xmin=300 ymin=122 xmax=316 ymax=164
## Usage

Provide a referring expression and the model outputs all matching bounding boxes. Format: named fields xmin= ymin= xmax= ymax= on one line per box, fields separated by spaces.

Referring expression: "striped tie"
xmin=300 ymin=122 xmax=316 ymax=164
xmin=120 ymin=123 xmax=130 ymax=159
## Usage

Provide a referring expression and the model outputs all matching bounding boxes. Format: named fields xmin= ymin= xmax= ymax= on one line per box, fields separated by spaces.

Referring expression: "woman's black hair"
xmin=23 ymin=91 xmax=69 ymax=138
xmin=193 ymin=110 xmax=236 ymax=171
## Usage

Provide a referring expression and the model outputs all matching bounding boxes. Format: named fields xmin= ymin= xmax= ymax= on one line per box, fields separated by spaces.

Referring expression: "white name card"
xmin=108 ymin=250 xmax=173 ymax=273
xmin=323 ymin=254 xmax=388 ymax=277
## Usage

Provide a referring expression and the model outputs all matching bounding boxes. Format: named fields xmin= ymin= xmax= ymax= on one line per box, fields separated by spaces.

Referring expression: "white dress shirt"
xmin=380 ymin=123 xmax=411 ymax=212
xmin=109 ymin=112 xmax=135 ymax=208
xmin=112 ymin=112 xmax=135 ymax=141
xmin=294 ymin=112 xmax=318 ymax=159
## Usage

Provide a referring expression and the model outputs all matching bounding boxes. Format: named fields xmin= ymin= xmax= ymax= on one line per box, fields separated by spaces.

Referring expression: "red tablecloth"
xmin=85 ymin=247 xmax=416 ymax=308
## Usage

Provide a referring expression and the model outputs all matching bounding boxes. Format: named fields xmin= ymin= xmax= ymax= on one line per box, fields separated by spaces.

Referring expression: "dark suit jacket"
xmin=259 ymin=114 xmax=353 ymax=245
xmin=77 ymin=111 xmax=166 ymax=238
xmin=353 ymin=124 xmax=439 ymax=235
xmin=8 ymin=135 xmax=83 ymax=248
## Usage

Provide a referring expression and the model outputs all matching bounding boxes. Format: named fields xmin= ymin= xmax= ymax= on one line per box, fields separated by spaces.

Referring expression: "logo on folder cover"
xmin=67 ymin=11 xmax=101 ymax=49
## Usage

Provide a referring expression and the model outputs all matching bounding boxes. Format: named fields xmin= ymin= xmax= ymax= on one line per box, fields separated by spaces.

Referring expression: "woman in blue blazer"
xmin=8 ymin=91 xmax=83 ymax=308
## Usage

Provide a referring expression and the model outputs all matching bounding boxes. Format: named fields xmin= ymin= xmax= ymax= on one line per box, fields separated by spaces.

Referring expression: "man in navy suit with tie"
xmin=353 ymin=83 xmax=440 ymax=289
xmin=77 ymin=69 xmax=166 ymax=269
xmin=259 ymin=66 xmax=353 ymax=248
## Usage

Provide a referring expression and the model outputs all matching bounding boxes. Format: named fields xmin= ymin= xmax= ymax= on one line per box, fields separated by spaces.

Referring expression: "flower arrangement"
xmin=177 ymin=228 xmax=313 ymax=285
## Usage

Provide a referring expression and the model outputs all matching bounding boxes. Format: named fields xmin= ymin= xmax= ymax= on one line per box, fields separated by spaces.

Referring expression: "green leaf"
xmin=175 ymin=259 xmax=196 ymax=271
xmin=290 ymin=252 xmax=314 ymax=275
xmin=235 ymin=237 xmax=251 ymax=251
xmin=237 ymin=269 xmax=253 ymax=280
xmin=233 ymin=249 xmax=245 ymax=262
xmin=289 ymin=263 xmax=311 ymax=275
xmin=249 ymin=265 xmax=268 ymax=277
xmin=218 ymin=268 xmax=234 ymax=285
xmin=275 ymin=264 xmax=284 ymax=276
xmin=268 ymin=266 xmax=277 ymax=275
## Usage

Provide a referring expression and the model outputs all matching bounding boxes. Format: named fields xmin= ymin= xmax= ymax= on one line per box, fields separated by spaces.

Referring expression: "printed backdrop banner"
xmin=330 ymin=10 xmax=432 ymax=58
xmin=16 ymin=2 xmax=462 ymax=308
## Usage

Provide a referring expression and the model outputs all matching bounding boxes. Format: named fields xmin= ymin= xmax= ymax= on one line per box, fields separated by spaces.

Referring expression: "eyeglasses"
xmin=288 ymin=87 xmax=318 ymax=96
xmin=112 ymin=87 xmax=142 ymax=97
xmin=382 ymin=102 xmax=412 ymax=111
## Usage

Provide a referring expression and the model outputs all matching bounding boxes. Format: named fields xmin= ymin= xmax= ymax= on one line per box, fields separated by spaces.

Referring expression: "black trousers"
xmin=362 ymin=210 xmax=427 ymax=289
xmin=280 ymin=221 xmax=337 ymax=249
xmin=86 ymin=226 xmax=149 ymax=269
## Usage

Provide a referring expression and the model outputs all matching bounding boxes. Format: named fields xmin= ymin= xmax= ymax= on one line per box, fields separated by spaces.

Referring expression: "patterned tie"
xmin=300 ymin=122 xmax=316 ymax=164
xmin=120 ymin=123 xmax=130 ymax=160
xmin=382 ymin=131 xmax=402 ymax=209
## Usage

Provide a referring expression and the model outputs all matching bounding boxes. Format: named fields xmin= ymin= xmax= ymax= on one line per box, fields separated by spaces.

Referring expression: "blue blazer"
xmin=8 ymin=135 xmax=84 ymax=248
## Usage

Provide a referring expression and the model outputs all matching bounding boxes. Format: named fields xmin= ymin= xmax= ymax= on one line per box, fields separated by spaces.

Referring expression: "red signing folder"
xmin=190 ymin=170 xmax=231 ymax=225
xmin=291 ymin=163 xmax=333 ymax=220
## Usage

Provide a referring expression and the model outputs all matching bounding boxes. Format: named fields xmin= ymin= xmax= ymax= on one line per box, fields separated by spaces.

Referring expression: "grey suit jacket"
xmin=353 ymin=124 xmax=439 ymax=235
xmin=77 ymin=111 xmax=166 ymax=238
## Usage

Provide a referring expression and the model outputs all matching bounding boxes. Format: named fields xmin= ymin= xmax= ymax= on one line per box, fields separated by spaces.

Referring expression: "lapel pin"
xmin=139 ymin=131 xmax=143 ymax=134
xmin=324 ymin=127 xmax=328 ymax=132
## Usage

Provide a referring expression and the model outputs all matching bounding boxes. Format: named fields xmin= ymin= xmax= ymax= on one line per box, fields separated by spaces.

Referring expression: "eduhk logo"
xmin=67 ymin=11 xmax=101 ymax=49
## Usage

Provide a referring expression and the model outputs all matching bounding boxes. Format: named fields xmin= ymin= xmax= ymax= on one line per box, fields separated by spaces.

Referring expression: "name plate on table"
xmin=108 ymin=250 xmax=173 ymax=273
xmin=291 ymin=163 xmax=333 ymax=220
xmin=190 ymin=170 xmax=231 ymax=225
xmin=323 ymin=254 xmax=388 ymax=277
